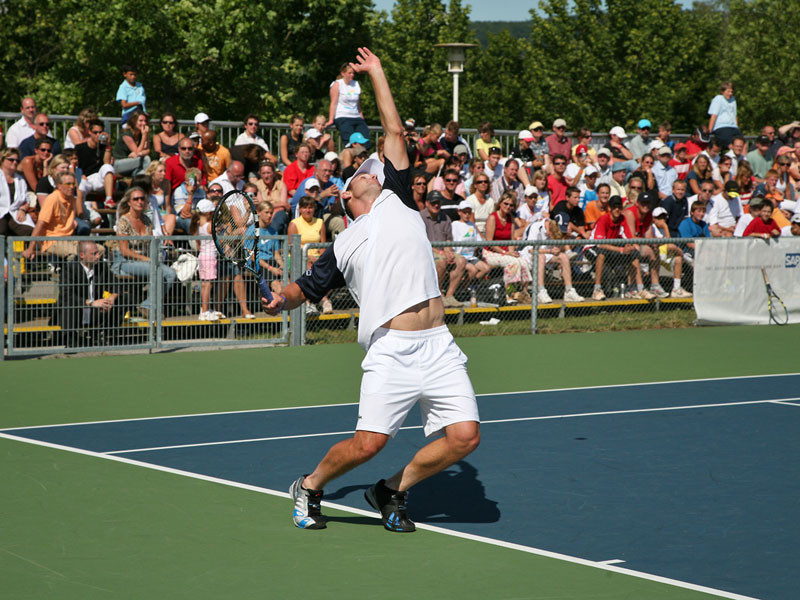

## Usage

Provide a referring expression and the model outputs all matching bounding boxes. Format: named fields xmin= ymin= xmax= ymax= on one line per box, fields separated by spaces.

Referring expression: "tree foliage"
xmin=0 ymin=0 xmax=794 ymax=133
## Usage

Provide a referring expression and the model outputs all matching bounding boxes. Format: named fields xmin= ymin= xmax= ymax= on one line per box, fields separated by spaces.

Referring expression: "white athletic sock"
xmin=674 ymin=278 xmax=681 ymax=289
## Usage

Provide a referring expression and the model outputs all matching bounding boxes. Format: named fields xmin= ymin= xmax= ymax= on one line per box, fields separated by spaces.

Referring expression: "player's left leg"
xmin=365 ymin=420 xmax=479 ymax=533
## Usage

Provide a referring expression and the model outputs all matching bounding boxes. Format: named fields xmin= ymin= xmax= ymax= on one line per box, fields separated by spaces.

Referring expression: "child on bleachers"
xmin=192 ymin=199 xmax=220 ymax=321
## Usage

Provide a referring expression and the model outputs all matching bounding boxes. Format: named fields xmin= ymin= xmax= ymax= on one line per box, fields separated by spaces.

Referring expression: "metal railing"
xmin=1 ymin=111 xmax=701 ymax=159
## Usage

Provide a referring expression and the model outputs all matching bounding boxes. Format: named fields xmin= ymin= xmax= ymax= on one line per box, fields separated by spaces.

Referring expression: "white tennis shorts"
xmin=358 ymin=325 xmax=479 ymax=438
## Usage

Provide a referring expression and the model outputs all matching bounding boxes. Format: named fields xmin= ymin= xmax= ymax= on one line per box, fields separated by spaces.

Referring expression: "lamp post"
xmin=434 ymin=42 xmax=476 ymax=123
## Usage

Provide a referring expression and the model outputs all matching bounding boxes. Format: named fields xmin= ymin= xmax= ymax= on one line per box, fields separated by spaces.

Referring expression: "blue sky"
xmin=372 ymin=0 xmax=693 ymax=21
xmin=372 ymin=0 xmax=534 ymax=21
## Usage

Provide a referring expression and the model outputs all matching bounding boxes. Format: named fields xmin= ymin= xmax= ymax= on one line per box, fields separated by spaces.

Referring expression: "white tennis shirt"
xmin=296 ymin=157 xmax=441 ymax=350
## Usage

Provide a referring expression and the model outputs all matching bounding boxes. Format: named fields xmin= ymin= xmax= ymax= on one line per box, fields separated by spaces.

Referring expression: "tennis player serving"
xmin=263 ymin=47 xmax=480 ymax=532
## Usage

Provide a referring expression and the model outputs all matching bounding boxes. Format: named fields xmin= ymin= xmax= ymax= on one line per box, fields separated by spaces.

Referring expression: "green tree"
xmin=525 ymin=0 xmax=722 ymax=132
xmin=721 ymin=0 xmax=800 ymax=132
xmin=371 ymin=0 xmax=477 ymax=127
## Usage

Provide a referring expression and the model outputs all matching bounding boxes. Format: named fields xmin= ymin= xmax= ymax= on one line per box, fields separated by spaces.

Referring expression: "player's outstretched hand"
xmin=262 ymin=293 xmax=285 ymax=315
xmin=350 ymin=47 xmax=381 ymax=75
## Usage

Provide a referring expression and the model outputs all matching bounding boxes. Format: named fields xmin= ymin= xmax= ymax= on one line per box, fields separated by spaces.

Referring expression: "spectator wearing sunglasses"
xmin=17 ymin=113 xmax=62 ymax=160
xmin=153 ymin=112 xmax=185 ymax=159
xmin=0 ymin=148 xmax=35 ymax=236
xmin=436 ymin=168 xmax=465 ymax=222
xmin=628 ymin=119 xmax=652 ymax=161
xmin=545 ymin=119 xmax=571 ymax=161
xmin=18 ymin=137 xmax=54 ymax=191
xmin=465 ymin=173 xmax=495 ymax=235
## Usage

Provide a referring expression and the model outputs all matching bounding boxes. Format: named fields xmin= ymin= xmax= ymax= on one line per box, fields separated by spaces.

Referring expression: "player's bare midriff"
xmin=382 ymin=297 xmax=445 ymax=331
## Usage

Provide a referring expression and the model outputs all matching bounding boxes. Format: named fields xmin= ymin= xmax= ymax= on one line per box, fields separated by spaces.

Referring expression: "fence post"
xmin=150 ymin=237 xmax=160 ymax=350
xmin=288 ymin=234 xmax=303 ymax=346
xmin=1 ymin=236 xmax=5 ymax=361
xmin=530 ymin=240 xmax=539 ymax=334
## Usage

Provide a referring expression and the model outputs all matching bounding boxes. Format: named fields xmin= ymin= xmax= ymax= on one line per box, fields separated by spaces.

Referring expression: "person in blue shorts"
xmin=263 ymin=48 xmax=481 ymax=533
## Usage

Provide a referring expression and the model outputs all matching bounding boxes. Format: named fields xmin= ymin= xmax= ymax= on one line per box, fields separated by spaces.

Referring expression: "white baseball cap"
xmin=584 ymin=165 xmax=599 ymax=177
xmin=304 ymin=177 xmax=321 ymax=190
xmin=324 ymin=151 xmax=339 ymax=162
xmin=652 ymin=206 xmax=668 ymax=218
xmin=457 ymin=199 xmax=473 ymax=211
xmin=197 ymin=199 xmax=215 ymax=214
xmin=343 ymin=154 xmax=385 ymax=192
xmin=524 ymin=184 xmax=538 ymax=197
xmin=194 ymin=112 xmax=210 ymax=124
xmin=609 ymin=126 xmax=627 ymax=139
xmin=305 ymin=128 xmax=322 ymax=139
xmin=648 ymin=139 xmax=665 ymax=152
xmin=518 ymin=129 xmax=534 ymax=141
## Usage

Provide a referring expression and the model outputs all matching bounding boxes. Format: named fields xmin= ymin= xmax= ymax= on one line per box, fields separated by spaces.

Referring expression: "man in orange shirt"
xmin=584 ymin=182 xmax=610 ymax=230
xmin=200 ymin=130 xmax=232 ymax=181
xmin=23 ymin=171 xmax=80 ymax=259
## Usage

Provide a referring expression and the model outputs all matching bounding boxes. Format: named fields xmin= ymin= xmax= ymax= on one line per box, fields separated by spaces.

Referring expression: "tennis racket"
xmin=761 ymin=268 xmax=788 ymax=326
xmin=211 ymin=189 xmax=273 ymax=303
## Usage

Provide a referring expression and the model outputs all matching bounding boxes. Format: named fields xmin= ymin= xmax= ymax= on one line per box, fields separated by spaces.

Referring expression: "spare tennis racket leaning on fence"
xmin=761 ymin=267 xmax=788 ymax=326
xmin=211 ymin=189 xmax=273 ymax=303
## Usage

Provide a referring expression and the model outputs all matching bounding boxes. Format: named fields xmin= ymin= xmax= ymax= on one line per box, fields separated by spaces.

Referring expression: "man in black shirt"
xmin=552 ymin=186 xmax=588 ymax=239
xmin=75 ymin=119 xmax=116 ymax=207
xmin=660 ymin=179 xmax=689 ymax=237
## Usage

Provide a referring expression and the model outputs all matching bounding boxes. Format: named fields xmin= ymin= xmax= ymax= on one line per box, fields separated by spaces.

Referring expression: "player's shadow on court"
xmin=326 ymin=460 xmax=499 ymax=525
xmin=411 ymin=461 xmax=500 ymax=523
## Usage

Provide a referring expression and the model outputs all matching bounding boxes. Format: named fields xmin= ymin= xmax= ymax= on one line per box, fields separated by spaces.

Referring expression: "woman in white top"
xmin=63 ymin=108 xmax=96 ymax=150
xmin=0 ymin=148 xmax=35 ymax=236
xmin=465 ymin=173 xmax=495 ymax=235
xmin=326 ymin=63 xmax=371 ymax=150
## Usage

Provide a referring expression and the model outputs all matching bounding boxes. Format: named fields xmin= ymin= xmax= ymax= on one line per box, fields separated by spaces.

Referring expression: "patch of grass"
xmin=304 ymin=307 xmax=698 ymax=344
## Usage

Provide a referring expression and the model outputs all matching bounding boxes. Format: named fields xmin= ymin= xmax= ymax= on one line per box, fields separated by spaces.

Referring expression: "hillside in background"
xmin=471 ymin=21 xmax=532 ymax=46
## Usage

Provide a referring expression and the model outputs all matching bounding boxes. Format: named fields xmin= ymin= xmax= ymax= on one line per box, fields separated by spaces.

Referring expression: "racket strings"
xmin=214 ymin=193 xmax=257 ymax=263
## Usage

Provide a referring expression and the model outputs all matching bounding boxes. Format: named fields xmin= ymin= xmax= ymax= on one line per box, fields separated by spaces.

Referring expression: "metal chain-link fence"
xmin=5 ymin=234 xmax=757 ymax=357
xmin=300 ymin=236 xmax=714 ymax=344
xmin=3 ymin=234 xmax=298 ymax=358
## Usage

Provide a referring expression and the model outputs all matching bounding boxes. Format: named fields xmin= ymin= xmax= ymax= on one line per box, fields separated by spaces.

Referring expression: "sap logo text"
xmin=785 ymin=253 xmax=800 ymax=268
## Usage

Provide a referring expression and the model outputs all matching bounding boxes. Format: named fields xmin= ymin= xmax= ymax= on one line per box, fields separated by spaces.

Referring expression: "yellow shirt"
xmin=475 ymin=137 xmax=500 ymax=159
xmin=291 ymin=215 xmax=324 ymax=257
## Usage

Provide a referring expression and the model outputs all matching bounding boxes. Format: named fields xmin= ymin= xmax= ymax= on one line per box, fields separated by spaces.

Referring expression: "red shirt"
xmin=684 ymin=139 xmax=706 ymax=159
xmin=625 ymin=205 xmax=653 ymax=237
xmin=669 ymin=158 xmax=691 ymax=180
xmin=165 ymin=154 xmax=205 ymax=192
xmin=743 ymin=217 xmax=780 ymax=237
xmin=283 ymin=161 xmax=315 ymax=195
xmin=545 ymin=133 xmax=571 ymax=160
xmin=547 ymin=174 xmax=568 ymax=209
xmin=591 ymin=212 xmax=632 ymax=241
xmin=486 ymin=211 xmax=513 ymax=252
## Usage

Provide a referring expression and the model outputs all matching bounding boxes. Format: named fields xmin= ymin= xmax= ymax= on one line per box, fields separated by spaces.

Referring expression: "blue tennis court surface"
xmin=4 ymin=374 xmax=800 ymax=599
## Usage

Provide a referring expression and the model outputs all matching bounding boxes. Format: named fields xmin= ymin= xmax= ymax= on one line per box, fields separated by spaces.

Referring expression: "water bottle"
xmin=469 ymin=286 xmax=477 ymax=308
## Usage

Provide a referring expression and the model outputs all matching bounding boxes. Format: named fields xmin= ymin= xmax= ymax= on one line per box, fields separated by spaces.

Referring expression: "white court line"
xmin=771 ymin=400 xmax=800 ymax=407
xmin=3 ymin=371 xmax=798 ymax=432
xmin=599 ymin=559 xmax=626 ymax=565
xmin=0 ymin=431 xmax=759 ymax=600
xmin=104 ymin=397 xmax=800 ymax=456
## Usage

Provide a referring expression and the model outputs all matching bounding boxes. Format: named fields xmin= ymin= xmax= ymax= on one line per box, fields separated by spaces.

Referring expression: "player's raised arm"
xmin=350 ymin=47 xmax=408 ymax=171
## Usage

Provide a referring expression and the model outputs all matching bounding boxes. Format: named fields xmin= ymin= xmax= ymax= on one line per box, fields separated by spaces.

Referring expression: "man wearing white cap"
xmin=192 ymin=112 xmax=211 ymax=143
xmin=265 ymin=48 xmax=480 ymax=534
xmin=653 ymin=145 xmax=678 ymax=199
xmin=604 ymin=126 xmax=634 ymax=164
xmin=546 ymin=118 xmax=571 ymax=160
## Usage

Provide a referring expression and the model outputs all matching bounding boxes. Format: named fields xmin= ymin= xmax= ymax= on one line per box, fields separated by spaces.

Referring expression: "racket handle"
xmin=257 ymin=276 xmax=274 ymax=303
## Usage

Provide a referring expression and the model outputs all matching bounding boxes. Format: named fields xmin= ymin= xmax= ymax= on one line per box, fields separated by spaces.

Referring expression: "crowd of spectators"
xmin=3 ymin=73 xmax=800 ymax=322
